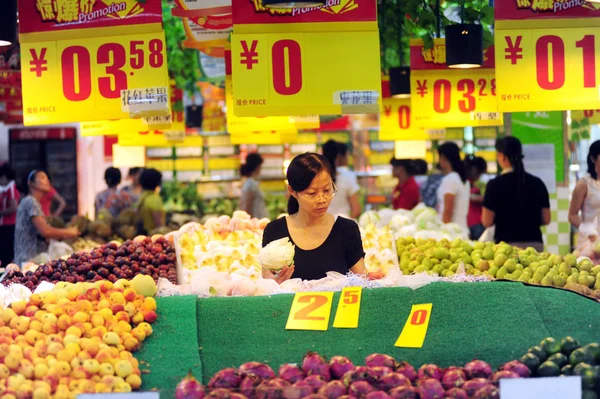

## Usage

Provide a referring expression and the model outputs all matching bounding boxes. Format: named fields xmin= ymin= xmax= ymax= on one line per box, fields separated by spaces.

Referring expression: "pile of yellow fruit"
xmin=0 ymin=279 xmax=157 ymax=399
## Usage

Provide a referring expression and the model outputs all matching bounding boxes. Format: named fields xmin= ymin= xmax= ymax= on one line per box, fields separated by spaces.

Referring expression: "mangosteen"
xmin=97 ymin=268 xmax=109 ymax=278
xmin=86 ymin=271 xmax=96 ymax=280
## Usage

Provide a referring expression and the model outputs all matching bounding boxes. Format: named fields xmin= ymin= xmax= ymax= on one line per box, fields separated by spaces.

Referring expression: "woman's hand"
xmin=366 ymin=271 xmax=384 ymax=280
xmin=64 ymin=227 xmax=80 ymax=239
xmin=263 ymin=266 xmax=295 ymax=284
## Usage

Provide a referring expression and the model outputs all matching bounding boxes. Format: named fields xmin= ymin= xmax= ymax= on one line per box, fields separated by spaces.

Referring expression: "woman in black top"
xmin=262 ymin=153 xmax=368 ymax=282
xmin=482 ymin=137 xmax=551 ymax=251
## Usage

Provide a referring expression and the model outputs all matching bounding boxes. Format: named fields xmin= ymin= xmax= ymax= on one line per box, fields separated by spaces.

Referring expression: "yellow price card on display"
xmin=230 ymin=130 xmax=298 ymax=145
xmin=333 ymin=287 xmax=362 ymax=329
xmin=118 ymin=131 xmax=203 ymax=147
xmin=495 ymin=28 xmax=600 ymax=112
xmin=394 ymin=303 xmax=432 ymax=348
xmin=572 ymin=109 xmax=600 ymax=125
xmin=292 ymin=115 xmax=320 ymax=130
xmin=380 ymin=97 xmax=427 ymax=141
xmin=286 ymin=292 xmax=334 ymax=331
xmin=411 ymin=70 xmax=503 ymax=128
xmin=231 ymin=31 xmax=381 ymax=117
xmin=21 ymin=31 xmax=169 ymax=125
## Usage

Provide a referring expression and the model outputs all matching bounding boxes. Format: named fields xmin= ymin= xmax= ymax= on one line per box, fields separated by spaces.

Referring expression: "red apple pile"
xmin=3 ymin=237 xmax=178 ymax=291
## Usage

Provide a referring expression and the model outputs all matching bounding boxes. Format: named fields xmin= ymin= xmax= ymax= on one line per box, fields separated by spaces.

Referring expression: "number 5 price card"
xmin=286 ymin=292 xmax=334 ymax=331
xmin=394 ymin=304 xmax=433 ymax=348
xmin=333 ymin=287 xmax=362 ymax=329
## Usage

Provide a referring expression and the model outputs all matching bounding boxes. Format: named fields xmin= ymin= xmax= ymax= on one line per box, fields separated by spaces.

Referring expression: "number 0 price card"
xmin=394 ymin=303 xmax=432 ymax=348
xmin=286 ymin=292 xmax=334 ymax=331
xmin=380 ymin=97 xmax=427 ymax=141
xmin=333 ymin=287 xmax=362 ymax=329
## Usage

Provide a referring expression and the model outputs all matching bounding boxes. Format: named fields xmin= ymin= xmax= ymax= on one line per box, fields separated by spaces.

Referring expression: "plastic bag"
xmin=48 ymin=240 xmax=74 ymax=260
xmin=478 ymin=226 xmax=495 ymax=242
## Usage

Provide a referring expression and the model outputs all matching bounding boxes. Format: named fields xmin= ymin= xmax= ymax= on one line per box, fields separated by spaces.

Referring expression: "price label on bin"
xmin=333 ymin=287 xmax=362 ymax=329
xmin=286 ymin=292 xmax=334 ymax=331
xmin=394 ymin=303 xmax=432 ymax=348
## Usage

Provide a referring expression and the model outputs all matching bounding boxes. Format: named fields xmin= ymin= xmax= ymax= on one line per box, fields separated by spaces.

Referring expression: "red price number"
xmin=271 ymin=40 xmax=303 ymax=96
xmin=61 ymin=39 xmax=165 ymax=102
xmin=431 ymin=78 xmax=496 ymax=114
xmin=342 ymin=289 xmax=360 ymax=305
xmin=584 ymin=109 xmax=600 ymax=118
xmin=396 ymin=105 xmax=411 ymax=129
xmin=139 ymin=130 xmax=163 ymax=135
xmin=410 ymin=309 xmax=428 ymax=325
xmin=293 ymin=294 xmax=329 ymax=321
xmin=536 ymin=34 xmax=596 ymax=90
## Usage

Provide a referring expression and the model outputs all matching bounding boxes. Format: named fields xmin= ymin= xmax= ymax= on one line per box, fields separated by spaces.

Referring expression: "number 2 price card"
xmin=286 ymin=292 xmax=334 ymax=331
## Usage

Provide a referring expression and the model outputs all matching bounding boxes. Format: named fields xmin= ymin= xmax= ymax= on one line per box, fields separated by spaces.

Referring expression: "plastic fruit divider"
xmin=134 ymin=281 xmax=600 ymax=396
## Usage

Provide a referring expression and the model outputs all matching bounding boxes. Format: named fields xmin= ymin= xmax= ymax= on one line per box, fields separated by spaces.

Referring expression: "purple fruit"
xmin=338 ymin=396 xmax=358 ymax=399
xmin=491 ymin=370 xmax=519 ymax=384
xmin=302 ymin=395 xmax=327 ymax=399
xmin=388 ymin=386 xmax=419 ymax=399
xmin=366 ymin=367 xmax=393 ymax=382
xmin=208 ymin=368 xmax=242 ymax=390
xmin=239 ymin=376 xmax=259 ymax=398
xmin=282 ymin=381 xmax=314 ymax=398
xmin=304 ymin=375 xmax=327 ymax=392
xmin=464 ymin=360 xmax=492 ymax=379
xmin=499 ymin=360 xmax=531 ymax=378
xmin=343 ymin=367 xmax=370 ymax=386
xmin=329 ymin=356 xmax=355 ymax=380
xmin=207 ymin=389 xmax=243 ymax=398
xmin=255 ymin=379 xmax=290 ymax=399
xmin=365 ymin=392 xmax=392 ymax=399
xmin=278 ymin=364 xmax=305 ymax=384
xmin=473 ymin=385 xmax=500 ymax=399
xmin=441 ymin=369 xmax=466 ymax=390
xmin=302 ymin=352 xmax=331 ymax=381
xmin=395 ymin=362 xmax=417 ymax=383
xmin=417 ymin=364 xmax=444 ymax=381
xmin=365 ymin=354 xmax=396 ymax=369
xmin=376 ymin=373 xmax=411 ymax=391
xmin=444 ymin=388 xmax=468 ymax=399
xmin=318 ymin=380 xmax=347 ymax=399
xmin=462 ymin=378 xmax=489 ymax=397
xmin=238 ymin=362 xmax=275 ymax=381
xmin=349 ymin=381 xmax=375 ymax=398
xmin=175 ymin=373 xmax=206 ymax=399
xmin=416 ymin=378 xmax=444 ymax=399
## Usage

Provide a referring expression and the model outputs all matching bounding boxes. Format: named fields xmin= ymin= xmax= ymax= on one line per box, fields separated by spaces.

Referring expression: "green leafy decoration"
xmin=162 ymin=0 xmax=200 ymax=95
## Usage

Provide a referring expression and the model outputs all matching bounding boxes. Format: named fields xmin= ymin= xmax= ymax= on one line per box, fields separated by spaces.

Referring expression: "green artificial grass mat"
xmin=134 ymin=295 xmax=202 ymax=397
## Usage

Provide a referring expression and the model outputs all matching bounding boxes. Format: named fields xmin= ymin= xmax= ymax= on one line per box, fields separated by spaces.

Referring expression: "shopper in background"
xmin=569 ymin=140 xmax=600 ymax=257
xmin=262 ymin=153 xmax=379 ymax=282
xmin=39 ymin=175 xmax=66 ymax=218
xmin=95 ymin=167 xmax=134 ymax=218
xmin=136 ymin=168 xmax=165 ymax=234
xmin=412 ymin=159 xmax=429 ymax=188
xmin=420 ymin=163 xmax=444 ymax=208
xmin=437 ymin=142 xmax=470 ymax=228
xmin=239 ymin=153 xmax=268 ymax=219
xmin=121 ymin=167 xmax=143 ymax=203
xmin=322 ymin=140 xmax=361 ymax=218
xmin=0 ymin=163 xmax=19 ymax=266
xmin=14 ymin=170 xmax=79 ymax=266
xmin=466 ymin=156 xmax=488 ymax=240
xmin=483 ymin=137 xmax=550 ymax=251
xmin=390 ymin=158 xmax=420 ymax=210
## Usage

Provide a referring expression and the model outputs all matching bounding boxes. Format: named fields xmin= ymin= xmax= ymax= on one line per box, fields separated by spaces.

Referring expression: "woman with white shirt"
xmin=322 ymin=140 xmax=362 ymax=218
xmin=436 ymin=142 xmax=470 ymax=228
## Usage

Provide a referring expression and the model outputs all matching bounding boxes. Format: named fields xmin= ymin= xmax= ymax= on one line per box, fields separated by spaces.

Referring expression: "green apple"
xmin=513 ymin=270 xmax=522 ymax=279
xmin=578 ymin=274 xmax=590 ymax=286
xmin=474 ymin=242 xmax=485 ymax=251
xmin=483 ymin=248 xmax=495 ymax=260
xmin=558 ymin=262 xmax=571 ymax=275
xmin=441 ymin=259 xmax=452 ymax=269
xmin=586 ymin=275 xmax=595 ymax=287
xmin=538 ymin=264 xmax=550 ymax=275
xmin=449 ymin=252 xmax=459 ymax=263
xmin=591 ymin=265 xmax=600 ymax=277
xmin=414 ymin=265 xmax=427 ymax=274
xmin=553 ymin=274 xmax=566 ymax=287
xmin=530 ymin=262 xmax=540 ymax=272
xmin=497 ymin=266 xmax=509 ymax=279
xmin=541 ymin=276 xmax=553 ymax=286
xmin=580 ymin=262 xmax=593 ymax=273
xmin=565 ymin=254 xmax=577 ymax=267
xmin=462 ymin=242 xmax=473 ymax=254
xmin=476 ymin=260 xmax=490 ymax=272
xmin=494 ymin=254 xmax=508 ymax=268
xmin=505 ymin=259 xmax=517 ymax=273
xmin=594 ymin=279 xmax=600 ymax=290
xmin=433 ymin=264 xmax=444 ymax=275
xmin=516 ymin=263 xmax=524 ymax=271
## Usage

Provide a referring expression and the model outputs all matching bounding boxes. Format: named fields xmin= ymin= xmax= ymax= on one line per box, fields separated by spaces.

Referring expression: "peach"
xmin=97 ymin=299 xmax=111 ymax=310
xmin=55 ymin=361 xmax=71 ymax=377
xmin=91 ymin=314 xmax=105 ymax=328
xmin=24 ymin=330 xmax=39 ymax=345
xmin=0 ymin=364 xmax=9 ymax=379
xmin=15 ymin=316 xmax=30 ymax=334
xmin=99 ymin=363 xmax=114 ymax=377
xmin=142 ymin=311 xmax=157 ymax=324
xmin=65 ymin=343 xmax=81 ymax=355
xmin=97 ymin=308 xmax=113 ymax=321
xmin=73 ymin=312 xmax=90 ymax=323
xmin=111 ymin=304 xmax=125 ymax=314
xmin=94 ymin=382 xmax=110 ymax=393
xmin=78 ymin=351 xmax=91 ymax=361
xmin=109 ymin=291 xmax=125 ymax=305
xmin=94 ymin=349 xmax=112 ymax=364
xmin=84 ymin=342 xmax=100 ymax=357
xmin=72 ymin=366 xmax=89 ymax=380
xmin=19 ymin=359 xmax=35 ymax=379
xmin=25 ymin=306 xmax=39 ymax=318
xmin=47 ymin=342 xmax=63 ymax=356
xmin=90 ymin=326 xmax=107 ymax=339
xmin=97 ymin=281 xmax=113 ymax=294
xmin=131 ymin=327 xmax=146 ymax=342
xmin=85 ymin=288 xmax=101 ymax=302
xmin=123 ymin=337 xmax=139 ymax=352
xmin=124 ymin=303 xmax=137 ymax=317
xmin=10 ymin=300 xmax=27 ymax=316
xmin=34 ymin=363 xmax=48 ymax=379
xmin=102 ymin=332 xmax=121 ymax=346
xmin=123 ymin=289 xmax=137 ymax=302
xmin=29 ymin=320 xmax=43 ymax=332
xmin=115 ymin=311 xmax=130 ymax=323
xmin=65 ymin=326 xmax=82 ymax=338
xmin=57 ymin=315 xmax=72 ymax=331
xmin=141 ymin=297 xmax=157 ymax=312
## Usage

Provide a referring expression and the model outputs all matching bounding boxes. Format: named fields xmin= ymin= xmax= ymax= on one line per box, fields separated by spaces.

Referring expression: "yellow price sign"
xmin=118 ymin=131 xmax=203 ymax=147
xmin=380 ymin=97 xmax=427 ymax=141
xmin=411 ymin=69 xmax=503 ymax=128
xmin=495 ymin=28 xmax=600 ymax=112
xmin=333 ymin=287 xmax=362 ymax=329
xmin=394 ymin=303 xmax=432 ymax=348
xmin=572 ymin=109 xmax=600 ymax=125
xmin=231 ymin=31 xmax=381 ymax=117
xmin=21 ymin=30 xmax=169 ymax=125
xmin=292 ymin=115 xmax=320 ymax=130
xmin=285 ymin=292 xmax=334 ymax=331
xmin=230 ymin=130 xmax=297 ymax=145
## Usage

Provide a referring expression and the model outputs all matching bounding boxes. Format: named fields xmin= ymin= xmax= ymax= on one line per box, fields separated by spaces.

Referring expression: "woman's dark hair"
xmin=128 ymin=167 xmax=142 ymax=177
xmin=104 ymin=167 xmax=121 ymax=188
xmin=464 ymin=155 xmax=488 ymax=175
xmin=23 ymin=170 xmax=43 ymax=194
xmin=390 ymin=158 xmax=415 ymax=175
xmin=438 ymin=142 xmax=467 ymax=183
xmin=496 ymin=136 xmax=526 ymax=208
xmin=240 ymin=153 xmax=263 ymax=177
xmin=0 ymin=163 xmax=16 ymax=181
xmin=587 ymin=140 xmax=600 ymax=179
xmin=322 ymin=140 xmax=342 ymax=182
xmin=139 ymin=168 xmax=162 ymax=191
xmin=412 ymin=159 xmax=428 ymax=175
xmin=287 ymin=153 xmax=334 ymax=214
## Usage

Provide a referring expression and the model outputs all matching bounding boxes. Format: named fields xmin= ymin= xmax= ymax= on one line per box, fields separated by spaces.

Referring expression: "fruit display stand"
xmin=135 ymin=281 xmax=600 ymax=397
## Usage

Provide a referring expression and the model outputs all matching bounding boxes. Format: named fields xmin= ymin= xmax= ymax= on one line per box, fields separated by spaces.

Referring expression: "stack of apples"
xmin=0 ymin=276 xmax=158 ymax=399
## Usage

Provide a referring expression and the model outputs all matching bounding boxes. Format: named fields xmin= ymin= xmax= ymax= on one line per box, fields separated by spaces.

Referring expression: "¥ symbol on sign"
xmin=240 ymin=40 xmax=259 ymax=70
xmin=29 ymin=48 xmax=48 ymax=77
xmin=384 ymin=105 xmax=391 ymax=117
xmin=504 ymin=36 xmax=523 ymax=65
xmin=416 ymin=80 xmax=428 ymax=97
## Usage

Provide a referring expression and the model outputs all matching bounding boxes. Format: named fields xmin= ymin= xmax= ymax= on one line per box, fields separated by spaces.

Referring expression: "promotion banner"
xmin=172 ymin=0 xmax=231 ymax=18
xmin=231 ymin=0 xmax=381 ymax=117
xmin=495 ymin=0 xmax=600 ymax=27
xmin=19 ymin=0 xmax=170 ymax=125
xmin=410 ymin=39 xmax=503 ymax=128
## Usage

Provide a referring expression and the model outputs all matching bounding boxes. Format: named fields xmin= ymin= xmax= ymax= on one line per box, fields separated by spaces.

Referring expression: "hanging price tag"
xmin=118 ymin=131 xmax=203 ymax=148
xmin=572 ymin=109 xmax=600 ymax=125
xmin=332 ymin=287 xmax=362 ymax=329
xmin=380 ymin=97 xmax=427 ymax=141
xmin=231 ymin=31 xmax=381 ymax=117
xmin=230 ymin=130 xmax=297 ymax=145
xmin=21 ymin=31 xmax=169 ymax=125
xmin=286 ymin=292 xmax=334 ymax=331
xmin=394 ymin=303 xmax=432 ymax=348
xmin=495 ymin=28 xmax=600 ymax=112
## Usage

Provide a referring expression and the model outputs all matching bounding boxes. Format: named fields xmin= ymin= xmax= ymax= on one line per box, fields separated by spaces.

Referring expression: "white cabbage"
xmin=258 ymin=237 xmax=295 ymax=271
